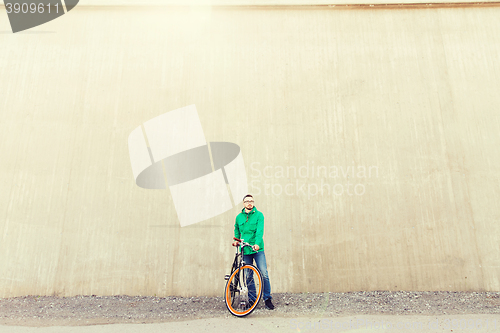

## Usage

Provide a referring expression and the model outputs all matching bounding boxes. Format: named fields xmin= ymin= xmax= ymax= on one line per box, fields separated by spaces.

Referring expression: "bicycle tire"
xmin=224 ymin=264 xmax=263 ymax=317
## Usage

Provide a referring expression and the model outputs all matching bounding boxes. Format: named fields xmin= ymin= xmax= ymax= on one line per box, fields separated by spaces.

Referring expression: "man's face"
xmin=243 ymin=197 xmax=254 ymax=210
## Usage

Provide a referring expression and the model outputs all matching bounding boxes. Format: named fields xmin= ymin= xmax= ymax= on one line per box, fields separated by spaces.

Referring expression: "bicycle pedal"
xmin=224 ymin=274 xmax=230 ymax=280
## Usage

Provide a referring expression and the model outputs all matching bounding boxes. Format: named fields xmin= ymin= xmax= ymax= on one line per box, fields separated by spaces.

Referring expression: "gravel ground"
xmin=0 ymin=291 xmax=499 ymax=327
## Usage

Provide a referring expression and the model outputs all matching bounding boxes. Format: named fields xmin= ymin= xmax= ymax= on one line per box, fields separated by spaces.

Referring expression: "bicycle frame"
xmin=225 ymin=238 xmax=262 ymax=315
xmin=231 ymin=243 xmax=244 ymax=272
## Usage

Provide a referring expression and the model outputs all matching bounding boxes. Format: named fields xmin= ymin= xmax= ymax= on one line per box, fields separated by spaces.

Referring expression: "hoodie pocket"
xmin=247 ymin=219 xmax=258 ymax=232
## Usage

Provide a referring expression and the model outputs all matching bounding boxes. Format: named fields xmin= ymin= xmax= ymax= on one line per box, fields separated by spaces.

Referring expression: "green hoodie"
xmin=234 ymin=206 xmax=265 ymax=255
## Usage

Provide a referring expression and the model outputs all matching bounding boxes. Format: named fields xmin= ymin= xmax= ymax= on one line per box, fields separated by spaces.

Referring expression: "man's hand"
xmin=252 ymin=244 xmax=260 ymax=251
xmin=232 ymin=241 xmax=240 ymax=247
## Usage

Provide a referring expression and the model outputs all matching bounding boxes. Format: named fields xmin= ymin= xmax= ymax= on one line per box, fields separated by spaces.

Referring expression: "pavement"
xmin=1 ymin=314 xmax=500 ymax=333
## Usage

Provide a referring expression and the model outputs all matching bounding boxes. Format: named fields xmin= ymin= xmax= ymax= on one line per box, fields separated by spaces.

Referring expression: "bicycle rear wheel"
xmin=224 ymin=264 xmax=262 ymax=317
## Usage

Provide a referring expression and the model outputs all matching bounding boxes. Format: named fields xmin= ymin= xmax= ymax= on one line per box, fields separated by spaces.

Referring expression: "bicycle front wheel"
xmin=224 ymin=264 xmax=263 ymax=317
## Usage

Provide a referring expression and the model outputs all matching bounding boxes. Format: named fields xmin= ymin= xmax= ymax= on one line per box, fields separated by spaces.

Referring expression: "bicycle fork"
xmin=226 ymin=268 xmax=249 ymax=308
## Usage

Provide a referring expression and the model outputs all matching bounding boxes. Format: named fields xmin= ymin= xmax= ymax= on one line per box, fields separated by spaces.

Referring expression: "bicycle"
xmin=224 ymin=237 xmax=263 ymax=317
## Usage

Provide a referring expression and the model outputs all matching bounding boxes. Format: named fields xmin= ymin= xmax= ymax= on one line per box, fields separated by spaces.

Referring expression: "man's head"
xmin=243 ymin=194 xmax=254 ymax=211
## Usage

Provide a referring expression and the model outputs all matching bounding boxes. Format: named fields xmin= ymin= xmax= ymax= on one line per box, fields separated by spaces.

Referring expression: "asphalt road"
xmin=1 ymin=314 xmax=500 ymax=333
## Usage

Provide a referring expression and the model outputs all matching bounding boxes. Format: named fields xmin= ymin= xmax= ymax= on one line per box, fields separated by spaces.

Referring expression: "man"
xmin=232 ymin=194 xmax=275 ymax=310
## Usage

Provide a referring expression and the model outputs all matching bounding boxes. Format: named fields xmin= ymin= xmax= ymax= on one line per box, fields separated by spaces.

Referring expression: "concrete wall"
xmin=1 ymin=4 xmax=500 ymax=297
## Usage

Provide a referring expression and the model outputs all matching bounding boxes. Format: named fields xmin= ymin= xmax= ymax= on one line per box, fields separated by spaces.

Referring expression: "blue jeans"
xmin=243 ymin=251 xmax=272 ymax=301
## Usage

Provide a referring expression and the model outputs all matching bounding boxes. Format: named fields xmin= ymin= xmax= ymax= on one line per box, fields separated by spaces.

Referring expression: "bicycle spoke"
xmin=225 ymin=265 xmax=263 ymax=317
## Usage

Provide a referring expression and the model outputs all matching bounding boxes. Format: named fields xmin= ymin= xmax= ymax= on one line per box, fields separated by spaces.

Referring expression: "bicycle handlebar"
xmin=233 ymin=237 xmax=255 ymax=249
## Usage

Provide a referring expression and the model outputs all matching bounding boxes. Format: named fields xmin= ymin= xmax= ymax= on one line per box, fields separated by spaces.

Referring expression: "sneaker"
xmin=265 ymin=299 xmax=275 ymax=310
